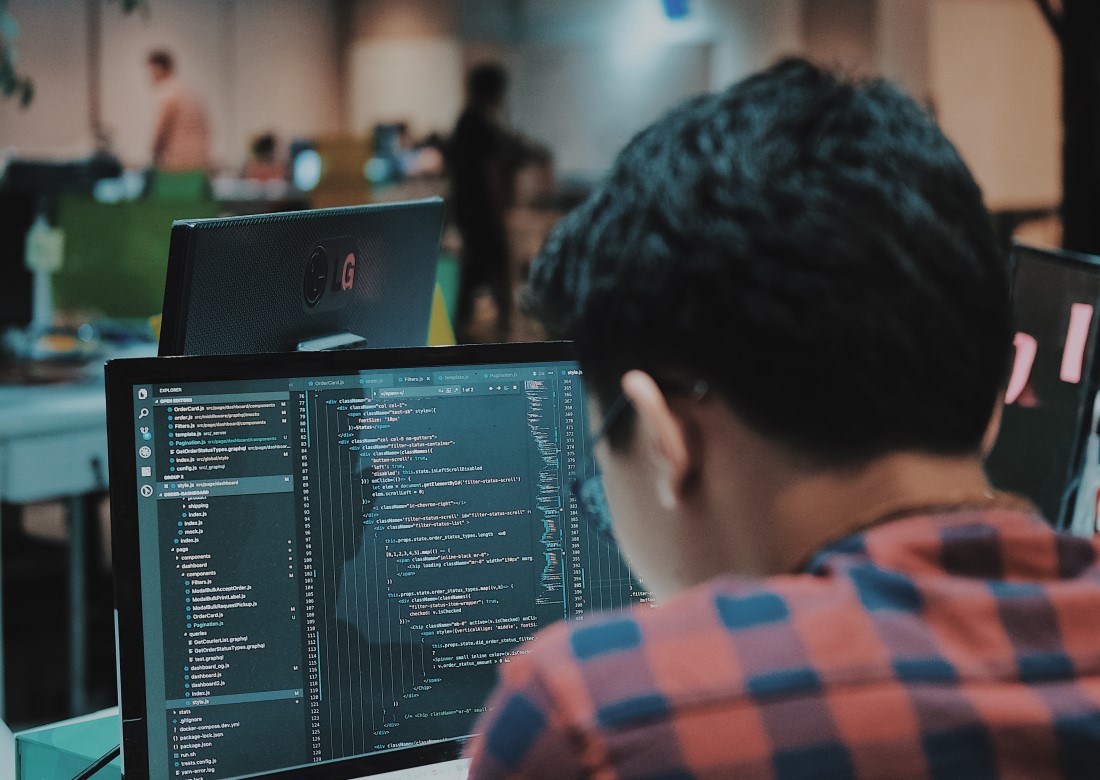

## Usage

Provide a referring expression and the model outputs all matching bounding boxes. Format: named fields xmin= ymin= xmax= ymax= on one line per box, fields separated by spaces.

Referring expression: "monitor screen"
xmin=107 ymin=342 xmax=649 ymax=780
xmin=985 ymin=242 xmax=1100 ymax=525
xmin=158 ymin=198 xmax=444 ymax=357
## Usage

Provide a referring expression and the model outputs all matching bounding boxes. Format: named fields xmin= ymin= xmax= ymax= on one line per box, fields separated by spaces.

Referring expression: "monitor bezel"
xmin=1009 ymin=239 xmax=1100 ymax=277
xmin=107 ymin=340 xmax=581 ymax=780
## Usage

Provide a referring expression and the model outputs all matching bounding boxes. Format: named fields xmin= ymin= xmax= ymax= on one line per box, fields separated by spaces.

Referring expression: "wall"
xmin=347 ymin=0 xmax=463 ymax=141
xmin=876 ymin=0 xmax=930 ymax=103
xmin=929 ymin=0 xmax=1060 ymax=210
xmin=707 ymin=0 xmax=804 ymax=91
xmin=803 ymin=0 xmax=877 ymax=76
xmin=1 ymin=0 xmax=342 ymax=171
xmin=506 ymin=42 xmax=714 ymax=178
xmin=496 ymin=0 xmax=804 ymax=179
xmin=0 ymin=0 xmax=90 ymax=159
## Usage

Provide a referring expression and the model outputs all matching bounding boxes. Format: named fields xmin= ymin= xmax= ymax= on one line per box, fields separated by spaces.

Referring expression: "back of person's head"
xmin=147 ymin=49 xmax=175 ymax=74
xmin=525 ymin=56 xmax=1012 ymax=466
xmin=251 ymin=132 xmax=276 ymax=160
xmin=467 ymin=62 xmax=508 ymax=107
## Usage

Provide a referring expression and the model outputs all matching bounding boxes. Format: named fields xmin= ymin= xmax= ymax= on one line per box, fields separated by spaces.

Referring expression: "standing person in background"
xmin=446 ymin=62 xmax=515 ymax=344
xmin=146 ymin=49 xmax=211 ymax=174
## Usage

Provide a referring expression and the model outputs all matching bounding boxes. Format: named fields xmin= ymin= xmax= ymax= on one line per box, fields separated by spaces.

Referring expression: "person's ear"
xmin=620 ymin=370 xmax=693 ymax=510
xmin=981 ymin=399 xmax=1004 ymax=457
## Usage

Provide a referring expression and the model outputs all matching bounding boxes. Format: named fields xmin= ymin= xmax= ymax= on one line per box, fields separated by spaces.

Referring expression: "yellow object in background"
xmin=428 ymin=283 xmax=455 ymax=346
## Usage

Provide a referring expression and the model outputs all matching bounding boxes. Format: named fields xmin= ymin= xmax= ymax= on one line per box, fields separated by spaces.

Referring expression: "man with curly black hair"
xmin=464 ymin=57 xmax=1100 ymax=779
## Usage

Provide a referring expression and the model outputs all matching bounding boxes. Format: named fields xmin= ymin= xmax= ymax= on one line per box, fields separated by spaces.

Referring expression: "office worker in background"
xmin=446 ymin=62 xmax=516 ymax=344
xmin=465 ymin=57 xmax=1100 ymax=778
xmin=146 ymin=49 xmax=211 ymax=173
xmin=242 ymin=131 xmax=286 ymax=182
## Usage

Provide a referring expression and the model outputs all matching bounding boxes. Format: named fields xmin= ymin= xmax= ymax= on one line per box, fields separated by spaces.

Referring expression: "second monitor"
xmin=985 ymin=241 xmax=1100 ymax=527
xmin=159 ymin=198 xmax=445 ymax=357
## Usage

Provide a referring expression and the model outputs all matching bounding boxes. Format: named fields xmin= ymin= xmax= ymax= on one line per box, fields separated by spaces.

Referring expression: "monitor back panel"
xmin=107 ymin=342 xmax=648 ymax=779
xmin=159 ymin=198 xmax=444 ymax=357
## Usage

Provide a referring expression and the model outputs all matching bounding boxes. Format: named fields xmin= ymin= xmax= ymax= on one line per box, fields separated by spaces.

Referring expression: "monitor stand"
xmin=296 ymin=332 xmax=371 ymax=352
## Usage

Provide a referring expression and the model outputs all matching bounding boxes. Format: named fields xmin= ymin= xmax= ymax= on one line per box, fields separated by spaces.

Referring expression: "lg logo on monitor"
xmin=340 ymin=252 xmax=355 ymax=291
xmin=303 ymin=238 xmax=360 ymax=311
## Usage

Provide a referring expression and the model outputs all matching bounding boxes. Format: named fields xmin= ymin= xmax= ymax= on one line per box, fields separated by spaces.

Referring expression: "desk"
xmin=0 ymin=377 xmax=110 ymax=720
xmin=14 ymin=706 xmax=120 ymax=779
xmin=12 ymin=706 xmax=471 ymax=780
xmin=0 ymin=343 xmax=154 ymax=721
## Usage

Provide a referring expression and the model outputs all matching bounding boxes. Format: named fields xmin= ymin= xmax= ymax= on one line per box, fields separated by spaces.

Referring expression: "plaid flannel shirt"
xmin=464 ymin=506 xmax=1100 ymax=779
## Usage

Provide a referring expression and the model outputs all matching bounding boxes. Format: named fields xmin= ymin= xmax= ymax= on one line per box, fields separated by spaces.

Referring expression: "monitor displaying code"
xmin=126 ymin=356 xmax=648 ymax=779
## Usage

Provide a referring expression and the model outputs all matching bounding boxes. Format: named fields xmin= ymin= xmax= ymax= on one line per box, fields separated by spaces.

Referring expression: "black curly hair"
xmin=525 ymin=57 xmax=1012 ymax=465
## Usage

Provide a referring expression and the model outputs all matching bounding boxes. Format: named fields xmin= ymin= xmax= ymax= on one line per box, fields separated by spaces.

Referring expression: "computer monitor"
xmin=158 ymin=198 xmax=444 ymax=357
xmin=985 ymin=242 xmax=1100 ymax=526
xmin=106 ymin=341 xmax=649 ymax=779
xmin=0 ymin=192 xmax=36 ymax=335
xmin=0 ymin=154 xmax=124 ymax=210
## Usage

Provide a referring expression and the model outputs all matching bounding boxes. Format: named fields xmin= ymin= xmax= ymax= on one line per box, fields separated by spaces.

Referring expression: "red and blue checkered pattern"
xmin=465 ymin=506 xmax=1100 ymax=779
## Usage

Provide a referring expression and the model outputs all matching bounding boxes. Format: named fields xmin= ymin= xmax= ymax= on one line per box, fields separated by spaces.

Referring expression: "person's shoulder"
xmin=509 ymin=575 xmax=841 ymax=700
xmin=473 ymin=573 xmax=925 ymax=777
xmin=515 ymin=555 xmax=987 ymax=712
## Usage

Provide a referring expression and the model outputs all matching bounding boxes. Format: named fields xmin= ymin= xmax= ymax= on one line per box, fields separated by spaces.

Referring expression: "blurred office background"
xmin=1 ymin=0 xmax=1061 ymax=222
xmin=0 ymin=0 xmax=1065 ymax=729
xmin=0 ymin=0 xmax=1064 ymax=336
